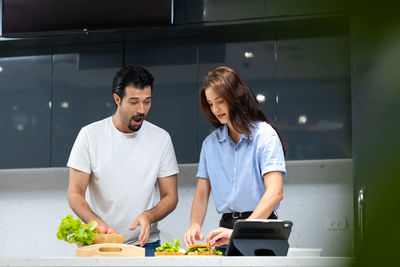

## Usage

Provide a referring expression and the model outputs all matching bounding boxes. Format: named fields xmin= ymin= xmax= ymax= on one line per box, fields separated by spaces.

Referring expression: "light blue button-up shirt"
xmin=196 ymin=121 xmax=286 ymax=214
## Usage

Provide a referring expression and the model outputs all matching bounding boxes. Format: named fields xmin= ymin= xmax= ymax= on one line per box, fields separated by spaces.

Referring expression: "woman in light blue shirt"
xmin=183 ymin=66 xmax=286 ymax=251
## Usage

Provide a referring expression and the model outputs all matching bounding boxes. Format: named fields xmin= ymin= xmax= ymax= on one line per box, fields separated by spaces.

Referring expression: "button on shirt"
xmin=196 ymin=121 xmax=286 ymax=214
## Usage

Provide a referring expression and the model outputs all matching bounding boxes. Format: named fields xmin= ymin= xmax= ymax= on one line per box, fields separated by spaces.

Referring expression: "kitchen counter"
xmin=0 ymin=256 xmax=353 ymax=267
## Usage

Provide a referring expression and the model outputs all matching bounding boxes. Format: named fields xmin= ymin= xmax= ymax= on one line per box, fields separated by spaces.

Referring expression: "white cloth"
xmin=67 ymin=116 xmax=179 ymax=245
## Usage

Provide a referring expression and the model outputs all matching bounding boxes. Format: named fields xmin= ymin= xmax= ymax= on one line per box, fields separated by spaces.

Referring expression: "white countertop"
xmin=0 ymin=256 xmax=353 ymax=267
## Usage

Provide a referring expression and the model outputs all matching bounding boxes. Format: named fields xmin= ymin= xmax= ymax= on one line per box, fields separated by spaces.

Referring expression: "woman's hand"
xmin=206 ymin=227 xmax=233 ymax=247
xmin=183 ymin=224 xmax=204 ymax=248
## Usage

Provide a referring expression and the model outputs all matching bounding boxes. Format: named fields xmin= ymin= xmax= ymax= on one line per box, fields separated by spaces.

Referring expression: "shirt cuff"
xmin=262 ymin=164 xmax=286 ymax=177
xmin=67 ymin=163 xmax=91 ymax=174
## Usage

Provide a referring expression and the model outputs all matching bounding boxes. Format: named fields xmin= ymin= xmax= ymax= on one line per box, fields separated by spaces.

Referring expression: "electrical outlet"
xmin=326 ymin=218 xmax=347 ymax=230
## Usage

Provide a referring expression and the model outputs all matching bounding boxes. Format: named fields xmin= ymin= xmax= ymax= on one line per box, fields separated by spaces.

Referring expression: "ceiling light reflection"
xmin=298 ymin=115 xmax=308 ymax=125
xmin=244 ymin=52 xmax=254 ymax=58
xmin=256 ymin=94 xmax=266 ymax=103
xmin=16 ymin=124 xmax=24 ymax=131
xmin=61 ymin=102 xmax=69 ymax=109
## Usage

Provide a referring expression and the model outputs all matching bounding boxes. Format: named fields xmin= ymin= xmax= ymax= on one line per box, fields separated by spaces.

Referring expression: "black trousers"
xmin=219 ymin=211 xmax=278 ymax=229
xmin=216 ymin=211 xmax=278 ymax=254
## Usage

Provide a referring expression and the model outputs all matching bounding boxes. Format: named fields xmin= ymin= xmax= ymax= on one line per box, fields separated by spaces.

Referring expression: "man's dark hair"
xmin=112 ymin=66 xmax=154 ymax=102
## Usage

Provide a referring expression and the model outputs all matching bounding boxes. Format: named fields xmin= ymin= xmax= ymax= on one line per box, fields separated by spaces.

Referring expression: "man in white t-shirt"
xmin=67 ymin=66 xmax=179 ymax=256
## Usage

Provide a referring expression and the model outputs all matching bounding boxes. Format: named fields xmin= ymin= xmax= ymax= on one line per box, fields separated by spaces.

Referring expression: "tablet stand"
xmin=232 ymin=238 xmax=289 ymax=256
xmin=225 ymin=220 xmax=292 ymax=256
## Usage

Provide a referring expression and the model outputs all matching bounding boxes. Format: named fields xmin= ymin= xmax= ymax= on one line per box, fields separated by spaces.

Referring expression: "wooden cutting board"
xmin=93 ymin=234 xmax=125 ymax=244
xmin=76 ymin=243 xmax=145 ymax=257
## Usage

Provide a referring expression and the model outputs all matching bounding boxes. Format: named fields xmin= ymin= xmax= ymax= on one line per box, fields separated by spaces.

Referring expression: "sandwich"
xmin=154 ymin=238 xmax=185 ymax=256
xmin=185 ymin=243 xmax=223 ymax=256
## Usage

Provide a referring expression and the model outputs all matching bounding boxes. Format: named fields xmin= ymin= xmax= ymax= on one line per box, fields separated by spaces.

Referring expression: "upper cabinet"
xmin=51 ymin=43 xmax=122 ymax=166
xmin=0 ymin=42 xmax=53 ymax=168
xmin=269 ymin=0 xmax=347 ymax=17
xmin=184 ymin=0 xmax=268 ymax=23
xmin=124 ymin=39 xmax=199 ymax=163
xmin=182 ymin=0 xmax=347 ymax=24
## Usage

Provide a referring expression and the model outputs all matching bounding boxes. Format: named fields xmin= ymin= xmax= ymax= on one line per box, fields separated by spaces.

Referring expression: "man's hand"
xmin=183 ymin=224 xmax=204 ymax=248
xmin=129 ymin=213 xmax=151 ymax=247
xmin=206 ymin=227 xmax=233 ymax=247
xmin=128 ymin=175 xmax=177 ymax=247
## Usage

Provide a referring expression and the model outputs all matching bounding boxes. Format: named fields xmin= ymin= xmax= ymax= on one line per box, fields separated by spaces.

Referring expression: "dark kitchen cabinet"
xmin=0 ymin=3 xmax=352 ymax=168
xmin=51 ymin=43 xmax=122 ymax=166
xmin=276 ymin=30 xmax=351 ymax=160
xmin=269 ymin=0 xmax=347 ymax=17
xmin=350 ymin=1 xmax=400 ymax=261
xmin=125 ymin=39 xmax=199 ymax=163
xmin=185 ymin=0 xmax=267 ymax=23
xmin=183 ymin=0 xmax=347 ymax=24
xmin=0 ymin=43 xmax=52 ymax=168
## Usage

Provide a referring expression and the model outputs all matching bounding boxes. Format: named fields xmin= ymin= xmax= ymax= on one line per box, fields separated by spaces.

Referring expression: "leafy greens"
xmin=156 ymin=238 xmax=181 ymax=252
xmin=56 ymin=214 xmax=98 ymax=246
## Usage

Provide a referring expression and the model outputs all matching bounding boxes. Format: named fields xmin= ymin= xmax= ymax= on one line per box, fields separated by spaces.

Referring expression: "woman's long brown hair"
xmin=199 ymin=66 xmax=287 ymax=156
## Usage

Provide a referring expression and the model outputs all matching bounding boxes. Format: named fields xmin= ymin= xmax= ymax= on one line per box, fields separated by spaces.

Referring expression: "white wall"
xmin=0 ymin=159 xmax=353 ymax=257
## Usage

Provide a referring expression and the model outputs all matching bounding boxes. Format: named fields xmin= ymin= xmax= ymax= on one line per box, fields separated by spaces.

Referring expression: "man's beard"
xmin=128 ymin=113 xmax=145 ymax=132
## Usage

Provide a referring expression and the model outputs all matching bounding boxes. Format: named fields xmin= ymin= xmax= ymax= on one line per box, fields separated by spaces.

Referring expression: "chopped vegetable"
xmin=187 ymin=246 xmax=210 ymax=252
xmin=96 ymin=225 xmax=107 ymax=234
xmin=213 ymin=249 xmax=223 ymax=255
xmin=56 ymin=215 xmax=98 ymax=246
xmin=156 ymin=238 xmax=181 ymax=252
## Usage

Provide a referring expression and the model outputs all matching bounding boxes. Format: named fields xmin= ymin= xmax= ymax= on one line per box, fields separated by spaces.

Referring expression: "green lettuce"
xmin=213 ymin=249 xmax=223 ymax=255
xmin=156 ymin=238 xmax=180 ymax=252
xmin=56 ymin=215 xmax=98 ymax=246
xmin=187 ymin=246 xmax=211 ymax=252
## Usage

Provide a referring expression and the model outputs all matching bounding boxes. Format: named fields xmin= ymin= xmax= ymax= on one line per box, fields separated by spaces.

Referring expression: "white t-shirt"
xmin=67 ymin=116 xmax=179 ymax=245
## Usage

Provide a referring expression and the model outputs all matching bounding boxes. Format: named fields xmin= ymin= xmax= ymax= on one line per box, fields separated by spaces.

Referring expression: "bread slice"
xmin=154 ymin=252 xmax=186 ymax=256
xmin=186 ymin=244 xmax=222 ymax=256
xmin=187 ymin=251 xmax=216 ymax=256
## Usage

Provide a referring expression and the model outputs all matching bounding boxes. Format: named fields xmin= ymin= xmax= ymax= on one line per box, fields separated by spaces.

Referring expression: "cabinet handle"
xmin=358 ymin=187 xmax=365 ymax=245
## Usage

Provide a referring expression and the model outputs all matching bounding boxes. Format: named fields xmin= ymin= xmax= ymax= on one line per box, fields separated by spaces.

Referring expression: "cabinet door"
xmin=52 ymin=43 xmax=122 ymax=166
xmin=276 ymin=31 xmax=351 ymax=160
xmin=185 ymin=0 xmax=267 ymax=23
xmin=269 ymin=0 xmax=346 ymax=17
xmin=351 ymin=9 xmax=400 ymax=259
xmin=125 ymin=39 xmax=198 ymax=163
xmin=0 ymin=44 xmax=52 ymax=168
